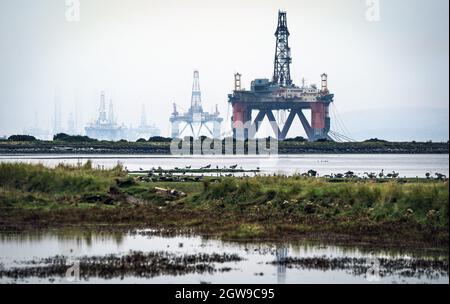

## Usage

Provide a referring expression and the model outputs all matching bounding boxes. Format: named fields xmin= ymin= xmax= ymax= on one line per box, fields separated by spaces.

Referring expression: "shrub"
xmin=284 ymin=136 xmax=307 ymax=142
xmin=364 ymin=138 xmax=388 ymax=143
xmin=8 ymin=135 xmax=36 ymax=142
xmin=149 ymin=136 xmax=172 ymax=142
xmin=315 ymin=138 xmax=332 ymax=143
xmin=53 ymin=133 xmax=96 ymax=142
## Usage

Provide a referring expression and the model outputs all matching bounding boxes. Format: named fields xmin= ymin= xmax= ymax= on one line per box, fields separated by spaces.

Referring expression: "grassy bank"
xmin=0 ymin=162 xmax=448 ymax=247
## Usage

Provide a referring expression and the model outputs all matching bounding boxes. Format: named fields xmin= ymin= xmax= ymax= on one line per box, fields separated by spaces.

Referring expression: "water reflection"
xmin=0 ymin=229 xmax=448 ymax=284
xmin=0 ymin=230 xmax=125 ymax=246
xmin=275 ymin=246 xmax=288 ymax=284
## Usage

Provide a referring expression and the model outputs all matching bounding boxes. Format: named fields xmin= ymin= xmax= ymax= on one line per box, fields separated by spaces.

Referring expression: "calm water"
xmin=0 ymin=154 xmax=448 ymax=178
xmin=0 ymin=230 xmax=447 ymax=284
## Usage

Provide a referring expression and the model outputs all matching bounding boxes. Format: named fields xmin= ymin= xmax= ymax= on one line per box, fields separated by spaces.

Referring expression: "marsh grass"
xmin=0 ymin=163 xmax=448 ymax=244
xmin=194 ymin=175 xmax=448 ymax=228
xmin=0 ymin=162 xmax=125 ymax=195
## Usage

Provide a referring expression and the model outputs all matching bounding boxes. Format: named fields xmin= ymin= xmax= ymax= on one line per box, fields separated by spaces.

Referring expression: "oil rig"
xmin=85 ymin=91 xmax=126 ymax=141
xmin=170 ymin=70 xmax=223 ymax=139
xmin=228 ymin=11 xmax=334 ymax=141
xmin=129 ymin=105 xmax=161 ymax=140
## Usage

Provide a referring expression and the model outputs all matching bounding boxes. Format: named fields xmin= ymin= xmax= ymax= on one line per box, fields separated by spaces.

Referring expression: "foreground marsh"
xmin=0 ymin=162 xmax=447 ymax=247
xmin=0 ymin=162 xmax=448 ymax=284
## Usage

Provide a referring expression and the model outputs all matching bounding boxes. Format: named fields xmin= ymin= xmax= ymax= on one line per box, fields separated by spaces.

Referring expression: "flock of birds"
xmin=317 ymin=169 xmax=447 ymax=180
xmin=137 ymin=164 xmax=243 ymax=172
xmin=131 ymin=165 xmax=447 ymax=181
xmin=131 ymin=164 xmax=253 ymax=182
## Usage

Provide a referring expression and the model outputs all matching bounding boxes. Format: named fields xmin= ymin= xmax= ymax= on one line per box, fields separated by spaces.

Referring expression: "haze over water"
xmin=0 ymin=0 xmax=448 ymax=141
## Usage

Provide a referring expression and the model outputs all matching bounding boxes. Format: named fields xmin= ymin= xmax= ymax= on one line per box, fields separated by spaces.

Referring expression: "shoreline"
xmin=0 ymin=140 xmax=448 ymax=155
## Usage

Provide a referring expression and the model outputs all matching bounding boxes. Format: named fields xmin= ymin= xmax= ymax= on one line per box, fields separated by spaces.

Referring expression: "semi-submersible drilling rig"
xmin=170 ymin=70 xmax=223 ymax=139
xmin=228 ymin=11 xmax=334 ymax=141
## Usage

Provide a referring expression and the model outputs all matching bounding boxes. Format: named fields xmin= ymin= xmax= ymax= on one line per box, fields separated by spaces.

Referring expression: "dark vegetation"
xmin=0 ymin=136 xmax=448 ymax=154
xmin=364 ymin=138 xmax=388 ymax=143
xmin=0 ymin=163 xmax=448 ymax=248
xmin=283 ymin=136 xmax=308 ymax=142
xmin=7 ymin=135 xmax=37 ymax=142
xmin=148 ymin=136 xmax=173 ymax=142
xmin=53 ymin=133 xmax=97 ymax=143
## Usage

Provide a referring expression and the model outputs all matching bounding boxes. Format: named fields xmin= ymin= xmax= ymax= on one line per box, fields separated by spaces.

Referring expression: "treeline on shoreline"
xmin=0 ymin=133 xmax=448 ymax=154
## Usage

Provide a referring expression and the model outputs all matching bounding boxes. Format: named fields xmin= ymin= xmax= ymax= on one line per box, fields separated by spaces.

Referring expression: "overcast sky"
xmin=0 ymin=0 xmax=448 ymax=141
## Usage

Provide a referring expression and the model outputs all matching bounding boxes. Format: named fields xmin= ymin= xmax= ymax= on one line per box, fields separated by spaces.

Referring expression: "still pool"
xmin=0 ymin=229 xmax=448 ymax=284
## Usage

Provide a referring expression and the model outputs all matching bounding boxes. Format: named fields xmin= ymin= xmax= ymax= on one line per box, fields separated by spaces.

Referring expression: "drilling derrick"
xmin=191 ymin=70 xmax=203 ymax=112
xmin=228 ymin=10 xmax=334 ymax=141
xmin=273 ymin=11 xmax=292 ymax=87
xmin=170 ymin=70 xmax=223 ymax=139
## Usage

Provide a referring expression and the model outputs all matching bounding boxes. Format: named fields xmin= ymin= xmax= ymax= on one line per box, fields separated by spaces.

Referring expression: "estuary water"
xmin=0 ymin=154 xmax=448 ymax=178
xmin=0 ymin=230 xmax=448 ymax=284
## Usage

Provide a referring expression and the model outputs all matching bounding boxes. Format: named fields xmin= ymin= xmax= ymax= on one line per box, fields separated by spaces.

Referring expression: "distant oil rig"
xmin=170 ymin=70 xmax=223 ymax=139
xmin=85 ymin=91 xmax=160 ymax=141
xmin=24 ymin=10 xmax=344 ymax=143
xmin=132 ymin=105 xmax=161 ymax=140
xmin=228 ymin=11 xmax=335 ymax=141
xmin=85 ymin=91 xmax=126 ymax=141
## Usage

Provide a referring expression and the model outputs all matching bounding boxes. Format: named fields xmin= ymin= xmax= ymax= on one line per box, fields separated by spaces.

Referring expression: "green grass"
xmin=0 ymin=161 xmax=125 ymax=194
xmin=0 ymin=162 xmax=448 ymax=246
xmin=191 ymin=176 xmax=448 ymax=227
xmin=225 ymin=223 xmax=265 ymax=239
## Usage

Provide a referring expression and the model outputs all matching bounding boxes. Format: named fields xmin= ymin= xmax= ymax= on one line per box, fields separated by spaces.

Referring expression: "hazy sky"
xmin=0 ymin=0 xmax=448 ymax=141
